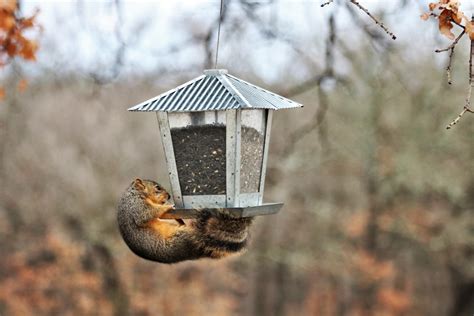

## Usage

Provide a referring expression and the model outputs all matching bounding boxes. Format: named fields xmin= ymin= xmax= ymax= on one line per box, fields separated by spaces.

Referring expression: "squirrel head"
xmin=132 ymin=178 xmax=171 ymax=205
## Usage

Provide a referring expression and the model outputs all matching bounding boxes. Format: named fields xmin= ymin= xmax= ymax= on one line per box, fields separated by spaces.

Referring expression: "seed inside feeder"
xmin=171 ymin=124 xmax=264 ymax=195
xmin=240 ymin=126 xmax=264 ymax=193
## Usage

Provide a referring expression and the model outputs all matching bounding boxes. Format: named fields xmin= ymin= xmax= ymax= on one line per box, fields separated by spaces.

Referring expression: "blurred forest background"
xmin=1 ymin=0 xmax=474 ymax=315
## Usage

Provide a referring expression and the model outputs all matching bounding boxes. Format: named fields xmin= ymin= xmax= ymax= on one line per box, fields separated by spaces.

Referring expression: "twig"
xmin=321 ymin=0 xmax=334 ymax=7
xmin=240 ymin=1 xmax=318 ymax=68
xmin=348 ymin=0 xmax=396 ymax=40
xmin=435 ymin=30 xmax=465 ymax=53
xmin=446 ymin=105 xmax=474 ymax=130
xmin=436 ymin=30 xmax=466 ymax=84
xmin=446 ymin=24 xmax=474 ymax=130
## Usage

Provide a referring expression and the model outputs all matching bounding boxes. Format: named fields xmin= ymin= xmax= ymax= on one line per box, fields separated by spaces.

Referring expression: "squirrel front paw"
xmin=156 ymin=204 xmax=175 ymax=218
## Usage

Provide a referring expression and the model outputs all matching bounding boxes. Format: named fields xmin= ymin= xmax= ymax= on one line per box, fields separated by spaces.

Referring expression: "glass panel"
xmin=169 ymin=111 xmax=226 ymax=195
xmin=240 ymin=109 xmax=266 ymax=193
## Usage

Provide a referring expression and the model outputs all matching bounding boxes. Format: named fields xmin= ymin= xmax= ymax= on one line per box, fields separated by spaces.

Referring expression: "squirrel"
xmin=117 ymin=178 xmax=253 ymax=264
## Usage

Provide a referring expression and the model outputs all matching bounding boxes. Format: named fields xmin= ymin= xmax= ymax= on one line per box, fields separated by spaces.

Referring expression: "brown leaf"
xmin=438 ymin=9 xmax=455 ymax=40
xmin=445 ymin=0 xmax=460 ymax=11
xmin=0 ymin=87 xmax=5 ymax=100
xmin=452 ymin=11 xmax=462 ymax=24
xmin=428 ymin=2 xmax=439 ymax=11
xmin=20 ymin=40 xmax=37 ymax=60
xmin=466 ymin=21 xmax=474 ymax=41
xmin=0 ymin=0 xmax=16 ymax=12
xmin=5 ymin=41 xmax=17 ymax=57
xmin=421 ymin=13 xmax=430 ymax=21
xmin=0 ymin=11 xmax=15 ymax=31
xmin=19 ymin=9 xmax=39 ymax=29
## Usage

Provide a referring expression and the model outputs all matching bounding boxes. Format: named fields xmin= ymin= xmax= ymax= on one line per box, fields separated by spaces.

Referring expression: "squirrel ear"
xmin=133 ymin=178 xmax=145 ymax=190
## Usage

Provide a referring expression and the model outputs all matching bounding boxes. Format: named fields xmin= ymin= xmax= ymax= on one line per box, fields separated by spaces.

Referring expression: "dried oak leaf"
xmin=424 ymin=0 xmax=467 ymax=40
xmin=0 ymin=0 xmax=16 ymax=12
xmin=421 ymin=12 xmax=430 ymax=21
xmin=19 ymin=40 xmax=37 ymax=61
xmin=465 ymin=20 xmax=474 ymax=41
xmin=18 ymin=9 xmax=39 ymax=30
xmin=439 ymin=9 xmax=456 ymax=40
xmin=5 ymin=40 xmax=17 ymax=57
xmin=0 ymin=10 xmax=15 ymax=31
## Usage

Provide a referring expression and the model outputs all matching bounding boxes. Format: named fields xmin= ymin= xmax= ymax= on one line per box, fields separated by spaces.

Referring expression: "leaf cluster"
xmin=0 ymin=0 xmax=40 ymax=99
xmin=421 ymin=0 xmax=474 ymax=40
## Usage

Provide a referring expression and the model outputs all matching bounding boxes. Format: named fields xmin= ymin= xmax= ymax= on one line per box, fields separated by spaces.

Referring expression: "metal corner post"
xmin=259 ymin=109 xmax=273 ymax=204
xmin=226 ymin=109 xmax=241 ymax=207
xmin=156 ymin=112 xmax=184 ymax=208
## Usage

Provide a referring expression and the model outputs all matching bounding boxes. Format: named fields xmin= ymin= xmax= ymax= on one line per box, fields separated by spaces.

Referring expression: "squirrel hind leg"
xmin=146 ymin=219 xmax=185 ymax=240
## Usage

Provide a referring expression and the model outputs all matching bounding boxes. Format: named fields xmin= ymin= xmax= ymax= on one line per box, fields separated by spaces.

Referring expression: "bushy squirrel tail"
xmin=192 ymin=210 xmax=254 ymax=259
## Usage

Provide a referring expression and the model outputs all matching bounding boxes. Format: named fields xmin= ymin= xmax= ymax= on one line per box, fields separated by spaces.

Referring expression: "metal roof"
xmin=128 ymin=69 xmax=302 ymax=112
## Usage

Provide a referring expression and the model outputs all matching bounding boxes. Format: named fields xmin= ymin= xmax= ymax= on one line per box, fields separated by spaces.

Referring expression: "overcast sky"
xmin=17 ymin=0 xmax=474 ymax=84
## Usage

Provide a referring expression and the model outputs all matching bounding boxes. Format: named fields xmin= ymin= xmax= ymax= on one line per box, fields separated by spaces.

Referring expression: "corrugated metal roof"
xmin=128 ymin=69 xmax=302 ymax=112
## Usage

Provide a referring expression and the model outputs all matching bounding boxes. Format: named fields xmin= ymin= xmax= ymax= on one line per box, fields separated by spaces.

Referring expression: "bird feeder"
xmin=129 ymin=69 xmax=302 ymax=218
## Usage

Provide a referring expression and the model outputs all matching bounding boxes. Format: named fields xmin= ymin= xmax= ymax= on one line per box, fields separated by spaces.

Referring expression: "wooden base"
xmin=160 ymin=203 xmax=284 ymax=219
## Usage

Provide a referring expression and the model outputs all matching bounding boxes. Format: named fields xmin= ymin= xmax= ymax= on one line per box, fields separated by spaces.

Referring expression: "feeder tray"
xmin=129 ymin=69 xmax=302 ymax=218
xmin=161 ymin=203 xmax=284 ymax=219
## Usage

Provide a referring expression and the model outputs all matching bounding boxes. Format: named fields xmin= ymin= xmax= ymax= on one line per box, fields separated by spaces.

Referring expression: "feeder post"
xmin=226 ymin=109 xmax=241 ymax=207
xmin=259 ymin=109 xmax=273 ymax=204
xmin=156 ymin=112 xmax=184 ymax=208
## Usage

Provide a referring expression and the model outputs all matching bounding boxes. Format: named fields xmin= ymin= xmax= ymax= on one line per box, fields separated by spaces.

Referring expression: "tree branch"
xmin=348 ymin=0 xmax=396 ymax=40
xmin=446 ymin=19 xmax=474 ymax=130
xmin=321 ymin=0 xmax=334 ymax=7
xmin=436 ymin=30 xmax=465 ymax=85
xmin=283 ymin=13 xmax=338 ymax=155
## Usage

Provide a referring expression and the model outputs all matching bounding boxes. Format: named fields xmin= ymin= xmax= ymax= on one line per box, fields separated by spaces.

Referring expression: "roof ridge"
xmin=217 ymin=74 xmax=252 ymax=109
xmin=128 ymin=70 xmax=302 ymax=112
xmin=226 ymin=73 xmax=299 ymax=106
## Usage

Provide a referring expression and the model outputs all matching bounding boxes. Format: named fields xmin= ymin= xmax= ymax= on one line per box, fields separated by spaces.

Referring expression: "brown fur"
xmin=117 ymin=178 xmax=253 ymax=264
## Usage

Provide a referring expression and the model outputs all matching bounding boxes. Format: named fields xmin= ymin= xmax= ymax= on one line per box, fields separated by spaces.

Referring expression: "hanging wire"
xmin=214 ymin=0 xmax=224 ymax=69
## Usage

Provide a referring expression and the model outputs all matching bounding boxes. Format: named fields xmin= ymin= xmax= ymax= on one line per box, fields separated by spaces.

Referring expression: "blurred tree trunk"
xmin=449 ymin=112 xmax=474 ymax=316
xmin=251 ymin=219 xmax=274 ymax=316
xmin=66 ymin=216 xmax=130 ymax=315
xmin=361 ymin=69 xmax=385 ymax=315
xmin=0 ymin=65 xmax=26 ymax=233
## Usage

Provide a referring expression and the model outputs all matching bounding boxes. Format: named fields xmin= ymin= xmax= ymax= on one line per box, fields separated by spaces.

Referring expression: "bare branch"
xmin=321 ymin=0 xmax=334 ymax=7
xmin=446 ymin=105 xmax=474 ymax=130
xmin=435 ymin=30 xmax=465 ymax=53
xmin=283 ymin=13 xmax=338 ymax=155
xmin=283 ymin=13 xmax=348 ymax=98
xmin=240 ymin=1 xmax=318 ymax=67
xmin=348 ymin=0 xmax=396 ymax=40
xmin=446 ymin=24 xmax=474 ymax=130
xmin=284 ymin=73 xmax=347 ymax=98
xmin=436 ymin=31 xmax=466 ymax=85
xmin=344 ymin=2 xmax=390 ymax=44
xmin=90 ymin=0 xmax=128 ymax=85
